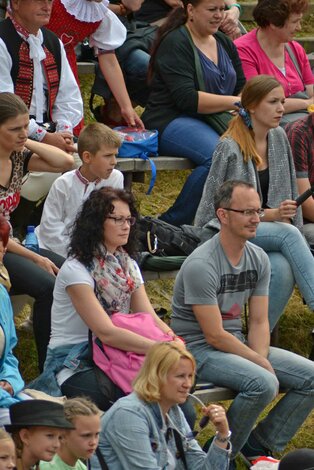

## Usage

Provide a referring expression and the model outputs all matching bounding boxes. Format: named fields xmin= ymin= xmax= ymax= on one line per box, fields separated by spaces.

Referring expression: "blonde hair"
xmin=64 ymin=397 xmax=101 ymax=424
xmin=133 ymin=342 xmax=196 ymax=402
xmin=77 ymin=122 xmax=122 ymax=158
xmin=223 ymin=75 xmax=283 ymax=165
xmin=0 ymin=429 xmax=14 ymax=443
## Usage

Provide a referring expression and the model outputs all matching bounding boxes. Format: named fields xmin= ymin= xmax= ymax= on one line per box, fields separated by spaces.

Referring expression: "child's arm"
xmin=37 ymin=177 xmax=69 ymax=258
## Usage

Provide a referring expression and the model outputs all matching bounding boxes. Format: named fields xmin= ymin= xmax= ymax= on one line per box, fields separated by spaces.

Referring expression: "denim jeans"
xmin=251 ymin=222 xmax=314 ymax=326
xmin=124 ymin=48 xmax=151 ymax=106
xmin=159 ymin=117 xmax=219 ymax=226
xmin=190 ymin=343 xmax=314 ymax=458
xmin=267 ymin=252 xmax=294 ymax=330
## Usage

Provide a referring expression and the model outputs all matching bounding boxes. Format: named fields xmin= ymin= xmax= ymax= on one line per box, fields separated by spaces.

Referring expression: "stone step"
xmin=240 ymin=1 xmax=314 ymax=20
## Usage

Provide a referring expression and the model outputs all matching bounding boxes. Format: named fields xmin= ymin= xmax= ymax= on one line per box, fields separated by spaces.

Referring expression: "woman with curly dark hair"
xmin=31 ymin=187 xmax=176 ymax=411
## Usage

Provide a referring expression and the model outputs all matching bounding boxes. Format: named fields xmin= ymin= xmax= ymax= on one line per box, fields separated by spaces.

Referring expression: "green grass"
xmin=14 ymin=59 xmax=314 ymax=468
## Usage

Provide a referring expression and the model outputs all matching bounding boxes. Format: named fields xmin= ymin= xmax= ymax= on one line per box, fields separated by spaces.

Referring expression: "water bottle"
xmin=25 ymin=225 xmax=39 ymax=253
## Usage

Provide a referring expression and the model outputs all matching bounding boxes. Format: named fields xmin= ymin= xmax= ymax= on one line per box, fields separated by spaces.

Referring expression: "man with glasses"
xmin=171 ymin=180 xmax=314 ymax=469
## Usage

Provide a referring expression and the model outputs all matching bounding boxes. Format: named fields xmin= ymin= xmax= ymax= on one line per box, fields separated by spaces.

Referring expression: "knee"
xmin=269 ymin=252 xmax=294 ymax=286
xmin=245 ymin=373 xmax=279 ymax=404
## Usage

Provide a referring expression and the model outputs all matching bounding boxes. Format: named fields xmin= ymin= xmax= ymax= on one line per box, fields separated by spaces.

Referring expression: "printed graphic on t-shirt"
xmin=219 ymin=270 xmax=258 ymax=294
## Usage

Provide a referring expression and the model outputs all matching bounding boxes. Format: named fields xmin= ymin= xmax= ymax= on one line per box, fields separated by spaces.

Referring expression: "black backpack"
xmin=136 ymin=217 xmax=200 ymax=257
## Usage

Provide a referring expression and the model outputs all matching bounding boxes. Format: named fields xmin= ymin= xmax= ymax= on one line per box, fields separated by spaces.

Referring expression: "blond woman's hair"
xmin=133 ymin=342 xmax=196 ymax=402
xmin=223 ymin=75 xmax=283 ymax=165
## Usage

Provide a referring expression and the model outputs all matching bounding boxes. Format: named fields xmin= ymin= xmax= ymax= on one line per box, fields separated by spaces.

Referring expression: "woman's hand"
xmin=32 ymin=254 xmax=59 ymax=276
xmin=0 ymin=380 xmax=13 ymax=396
xmin=277 ymin=199 xmax=297 ymax=222
xmin=203 ymin=404 xmax=230 ymax=447
xmin=120 ymin=106 xmax=144 ymax=129
xmin=220 ymin=7 xmax=241 ymax=39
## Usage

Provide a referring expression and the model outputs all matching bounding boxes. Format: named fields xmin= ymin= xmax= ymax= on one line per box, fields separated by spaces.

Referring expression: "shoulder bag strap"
xmin=173 ymin=429 xmax=188 ymax=470
xmin=95 ymin=447 xmax=110 ymax=470
xmin=285 ymin=44 xmax=304 ymax=84
xmin=180 ymin=25 xmax=206 ymax=92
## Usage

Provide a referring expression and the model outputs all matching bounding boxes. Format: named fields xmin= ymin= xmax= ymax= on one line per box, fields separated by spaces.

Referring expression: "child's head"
xmin=6 ymin=400 xmax=74 ymax=464
xmin=77 ymin=123 xmax=122 ymax=181
xmin=0 ymin=216 xmax=10 ymax=263
xmin=0 ymin=430 xmax=15 ymax=470
xmin=61 ymin=397 xmax=101 ymax=462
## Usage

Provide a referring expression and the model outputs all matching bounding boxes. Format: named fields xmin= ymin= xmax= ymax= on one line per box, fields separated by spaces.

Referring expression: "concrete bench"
xmin=193 ymin=384 xmax=236 ymax=403
xmin=116 ymin=156 xmax=195 ymax=190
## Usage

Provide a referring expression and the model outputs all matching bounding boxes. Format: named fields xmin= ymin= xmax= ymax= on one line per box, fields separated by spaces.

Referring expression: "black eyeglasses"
xmin=222 ymin=208 xmax=265 ymax=218
xmin=106 ymin=216 xmax=136 ymax=226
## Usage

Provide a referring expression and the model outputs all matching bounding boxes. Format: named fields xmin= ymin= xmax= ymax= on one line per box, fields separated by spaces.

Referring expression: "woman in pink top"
xmin=234 ymin=0 xmax=313 ymax=119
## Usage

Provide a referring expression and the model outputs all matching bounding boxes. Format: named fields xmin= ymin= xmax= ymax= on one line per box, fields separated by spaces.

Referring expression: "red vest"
xmin=47 ymin=0 xmax=102 ymax=83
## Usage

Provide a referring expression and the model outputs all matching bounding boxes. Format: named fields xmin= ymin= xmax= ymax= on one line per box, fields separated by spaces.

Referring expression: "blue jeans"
xmin=159 ymin=117 xmax=219 ymax=226
xmin=190 ymin=343 xmax=314 ymax=458
xmin=124 ymin=48 xmax=151 ymax=106
xmin=251 ymin=222 xmax=314 ymax=327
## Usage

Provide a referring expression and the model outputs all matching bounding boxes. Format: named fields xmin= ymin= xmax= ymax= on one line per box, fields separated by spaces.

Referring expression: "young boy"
xmin=36 ymin=123 xmax=124 ymax=258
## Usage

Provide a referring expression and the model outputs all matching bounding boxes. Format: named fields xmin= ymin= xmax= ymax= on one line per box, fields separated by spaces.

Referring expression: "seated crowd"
xmin=0 ymin=0 xmax=313 ymax=469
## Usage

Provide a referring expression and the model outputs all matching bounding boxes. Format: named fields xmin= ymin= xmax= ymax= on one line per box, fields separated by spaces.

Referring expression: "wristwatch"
xmin=215 ymin=430 xmax=232 ymax=443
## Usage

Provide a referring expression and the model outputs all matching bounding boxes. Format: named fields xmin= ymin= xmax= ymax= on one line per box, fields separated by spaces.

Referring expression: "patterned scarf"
xmin=90 ymin=246 xmax=141 ymax=316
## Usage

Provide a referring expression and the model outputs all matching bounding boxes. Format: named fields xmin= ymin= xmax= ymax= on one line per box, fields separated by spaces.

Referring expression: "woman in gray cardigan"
xmin=195 ymin=75 xmax=314 ymax=329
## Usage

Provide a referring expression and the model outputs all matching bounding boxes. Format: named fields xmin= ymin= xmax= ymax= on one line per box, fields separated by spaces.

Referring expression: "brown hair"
xmin=253 ymin=0 xmax=309 ymax=28
xmin=149 ymin=0 xmax=208 ymax=81
xmin=223 ymin=75 xmax=283 ymax=165
xmin=0 ymin=93 xmax=28 ymax=126
xmin=77 ymin=122 xmax=122 ymax=158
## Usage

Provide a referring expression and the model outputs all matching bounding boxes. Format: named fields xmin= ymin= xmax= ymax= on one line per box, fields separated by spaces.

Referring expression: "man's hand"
xmin=254 ymin=354 xmax=276 ymax=376
xmin=42 ymin=132 xmax=76 ymax=153
xmin=0 ymin=381 xmax=14 ymax=396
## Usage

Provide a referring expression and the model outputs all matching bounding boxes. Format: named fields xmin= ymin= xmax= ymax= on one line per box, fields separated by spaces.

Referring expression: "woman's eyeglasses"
xmin=107 ymin=216 xmax=136 ymax=226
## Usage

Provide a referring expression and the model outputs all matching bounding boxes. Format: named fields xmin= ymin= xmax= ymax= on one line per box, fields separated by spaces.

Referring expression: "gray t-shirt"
xmin=171 ymin=234 xmax=270 ymax=347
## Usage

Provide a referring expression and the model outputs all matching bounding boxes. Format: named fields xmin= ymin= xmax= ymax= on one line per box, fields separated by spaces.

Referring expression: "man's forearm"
xmin=247 ymin=323 xmax=270 ymax=358
xmin=208 ymin=330 xmax=269 ymax=367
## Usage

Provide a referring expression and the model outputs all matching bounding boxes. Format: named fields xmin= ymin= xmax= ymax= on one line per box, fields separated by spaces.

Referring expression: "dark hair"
xmin=0 ymin=92 xmax=28 ymax=126
xmin=77 ymin=123 xmax=122 ymax=159
xmin=253 ymin=0 xmax=309 ymax=28
xmin=68 ymin=187 xmax=138 ymax=266
xmin=214 ymin=180 xmax=256 ymax=213
xmin=0 ymin=216 xmax=10 ymax=248
xmin=149 ymin=0 xmax=204 ymax=81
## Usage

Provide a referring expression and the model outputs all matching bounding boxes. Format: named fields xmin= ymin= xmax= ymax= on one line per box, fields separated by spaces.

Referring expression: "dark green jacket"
xmin=142 ymin=26 xmax=246 ymax=136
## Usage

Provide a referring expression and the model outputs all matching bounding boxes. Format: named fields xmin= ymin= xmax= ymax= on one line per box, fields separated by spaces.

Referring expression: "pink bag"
xmin=92 ymin=312 xmax=174 ymax=394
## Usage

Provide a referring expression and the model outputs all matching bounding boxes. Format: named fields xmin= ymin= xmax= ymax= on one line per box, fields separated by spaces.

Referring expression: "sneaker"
xmin=240 ymin=450 xmax=275 ymax=468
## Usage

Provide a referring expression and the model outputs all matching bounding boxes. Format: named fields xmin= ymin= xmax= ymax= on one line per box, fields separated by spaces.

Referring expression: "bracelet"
xmin=228 ymin=3 xmax=242 ymax=14
xmin=215 ymin=430 xmax=232 ymax=443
